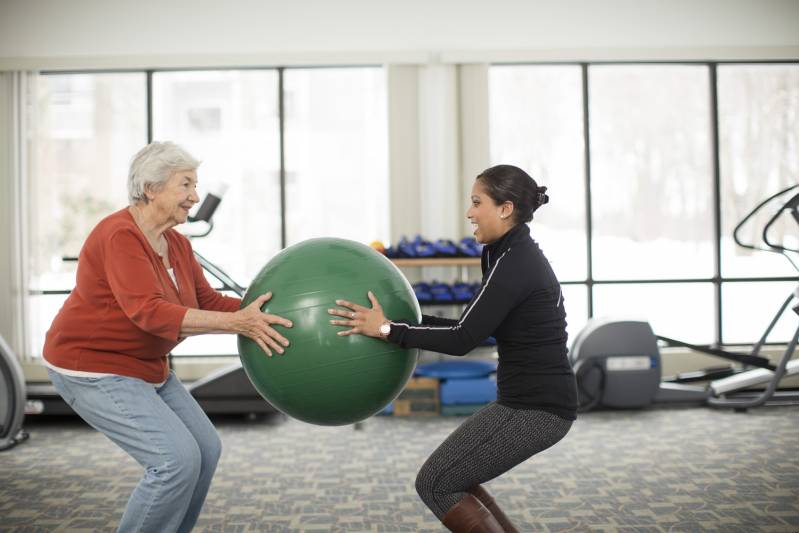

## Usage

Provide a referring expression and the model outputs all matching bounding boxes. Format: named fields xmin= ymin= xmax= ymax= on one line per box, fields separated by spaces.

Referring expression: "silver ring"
xmin=351 ymin=312 xmax=356 ymax=318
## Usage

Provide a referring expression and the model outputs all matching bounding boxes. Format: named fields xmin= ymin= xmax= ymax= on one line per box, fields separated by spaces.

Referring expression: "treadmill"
xmin=0 ymin=334 xmax=28 ymax=450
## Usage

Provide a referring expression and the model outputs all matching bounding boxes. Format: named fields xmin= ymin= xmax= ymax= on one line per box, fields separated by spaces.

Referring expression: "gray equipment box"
xmin=569 ymin=318 xmax=661 ymax=409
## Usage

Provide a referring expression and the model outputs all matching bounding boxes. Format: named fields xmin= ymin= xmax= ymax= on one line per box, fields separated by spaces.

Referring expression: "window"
xmin=489 ymin=62 xmax=799 ymax=345
xmin=718 ymin=64 xmax=799 ymax=279
xmin=25 ymin=67 xmax=389 ymax=358
xmin=589 ymin=64 xmax=714 ymax=281
xmin=153 ymin=69 xmax=282 ymax=356
xmin=722 ymin=281 xmax=797 ymax=344
xmin=27 ymin=73 xmax=147 ymax=357
xmin=283 ymin=67 xmax=389 ymax=245
xmin=152 ymin=70 xmax=282 ymax=285
xmin=561 ymin=284 xmax=589 ymax=342
xmin=593 ymin=283 xmax=715 ymax=344
xmin=489 ymin=65 xmax=587 ymax=283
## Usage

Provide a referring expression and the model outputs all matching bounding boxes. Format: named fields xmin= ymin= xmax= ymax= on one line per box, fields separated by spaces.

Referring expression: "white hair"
xmin=127 ymin=141 xmax=201 ymax=204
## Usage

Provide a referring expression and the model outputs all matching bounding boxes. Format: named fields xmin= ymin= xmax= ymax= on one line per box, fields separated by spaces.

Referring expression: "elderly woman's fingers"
xmin=263 ymin=325 xmax=289 ymax=349
xmin=265 ymin=313 xmax=292 ymax=329
xmin=255 ymin=337 xmax=273 ymax=357
xmin=250 ymin=292 xmax=273 ymax=309
xmin=262 ymin=333 xmax=285 ymax=355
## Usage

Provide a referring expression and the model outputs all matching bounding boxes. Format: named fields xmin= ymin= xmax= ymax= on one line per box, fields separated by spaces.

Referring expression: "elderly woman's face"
xmin=151 ymin=169 xmax=199 ymax=225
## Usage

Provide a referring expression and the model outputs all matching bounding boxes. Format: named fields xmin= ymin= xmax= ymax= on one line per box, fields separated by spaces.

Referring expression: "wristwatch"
xmin=378 ymin=321 xmax=392 ymax=338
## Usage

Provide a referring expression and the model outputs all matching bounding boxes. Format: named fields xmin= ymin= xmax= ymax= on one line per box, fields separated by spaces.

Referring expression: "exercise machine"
xmin=1 ymin=334 xmax=29 ymax=450
xmin=570 ymin=185 xmax=799 ymax=412
xmin=181 ymin=192 xmax=277 ymax=416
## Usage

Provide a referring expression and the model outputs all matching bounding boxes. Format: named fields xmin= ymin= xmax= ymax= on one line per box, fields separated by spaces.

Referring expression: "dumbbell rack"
xmin=391 ymin=257 xmax=480 ymax=286
xmin=391 ymin=257 xmax=496 ymax=362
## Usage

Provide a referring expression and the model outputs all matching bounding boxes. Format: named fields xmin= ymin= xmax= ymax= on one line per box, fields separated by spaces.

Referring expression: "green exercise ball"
xmin=237 ymin=237 xmax=421 ymax=426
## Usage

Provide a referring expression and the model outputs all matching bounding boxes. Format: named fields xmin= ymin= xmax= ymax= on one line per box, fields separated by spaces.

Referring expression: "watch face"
xmin=380 ymin=323 xmax=391 ymax=336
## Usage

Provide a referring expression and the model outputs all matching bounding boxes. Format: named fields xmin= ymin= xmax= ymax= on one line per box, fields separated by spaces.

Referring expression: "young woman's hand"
xmin=328 ymin=291 xmax=386 ymax=338
xmin=235 ymin=292 xmax=292 ymax=357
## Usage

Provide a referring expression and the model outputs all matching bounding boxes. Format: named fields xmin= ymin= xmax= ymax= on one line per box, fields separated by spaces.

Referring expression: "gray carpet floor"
xmin=1 ymin=405 xmax=798 ymax=532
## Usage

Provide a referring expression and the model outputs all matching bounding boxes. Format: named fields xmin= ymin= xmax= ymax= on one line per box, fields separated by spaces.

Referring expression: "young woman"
xmin=329 ymin=164 xmax=577 ymax=532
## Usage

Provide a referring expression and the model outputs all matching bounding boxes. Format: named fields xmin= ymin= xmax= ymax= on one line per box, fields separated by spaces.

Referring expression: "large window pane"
xmin=152 ymin=70 xmax=281 ymax=285
xmin=489 ymin=65 xmax=587 ymax=282
xmin=153 ymin=70 xmax=281 ymax=356
xmin=722 ymin=281 xmax=798 ymax=344
xmin=283 ymin=67 xmax=388 ymax=245
xmin=27 ymin=294 xmax=70 ymax=360
xmin=718 ymin=64 xmax=799 ymax=278
xmin=593 ymin=283 xmax=715 ymax=344
xmin=27 ymin=72 xmax=147 ymax=356
xmin=562 ymin=284 xmax=589 ymax=345
xmin=590 ymin=65 xmax=714 ymax=280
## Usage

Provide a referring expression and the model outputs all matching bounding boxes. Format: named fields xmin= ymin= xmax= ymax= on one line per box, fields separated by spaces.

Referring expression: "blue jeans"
xmin=48 ymin=369 xmax=221 ymax=533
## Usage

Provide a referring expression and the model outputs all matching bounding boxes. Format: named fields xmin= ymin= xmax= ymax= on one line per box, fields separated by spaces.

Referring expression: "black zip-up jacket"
xmin=387 ymin=223 xmax=577 ymax=420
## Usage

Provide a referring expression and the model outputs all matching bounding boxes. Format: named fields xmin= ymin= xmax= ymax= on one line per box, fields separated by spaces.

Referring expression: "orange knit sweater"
xmin=43 ymin=208 xmax=241 ymax=383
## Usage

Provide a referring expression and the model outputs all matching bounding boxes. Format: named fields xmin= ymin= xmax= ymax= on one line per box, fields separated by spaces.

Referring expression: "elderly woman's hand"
xmin=328 ymin=291 xmax=387 ymax=338
xmin=235 ymin=292 xmax=292 ymax=357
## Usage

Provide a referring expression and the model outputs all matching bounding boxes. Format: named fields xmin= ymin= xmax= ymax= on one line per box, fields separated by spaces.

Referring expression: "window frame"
xmin=488 ymin=59 xmax=799 ymax=346
xmin=24 ymin=60 xmax=799 ymax=354
xmin=26 ymin=64 xmax=388 ymax=358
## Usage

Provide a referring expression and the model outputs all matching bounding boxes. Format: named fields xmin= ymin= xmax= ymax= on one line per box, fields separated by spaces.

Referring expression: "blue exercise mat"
xmin=440 ymin=377 xmax=497 ymax=405
xmin=415 ymin=360 xmax=497 ymax=379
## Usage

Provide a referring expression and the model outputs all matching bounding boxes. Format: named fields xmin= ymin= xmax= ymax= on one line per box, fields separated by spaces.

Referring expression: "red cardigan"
xmin=43 ymin=208 xmax=241 ymax=383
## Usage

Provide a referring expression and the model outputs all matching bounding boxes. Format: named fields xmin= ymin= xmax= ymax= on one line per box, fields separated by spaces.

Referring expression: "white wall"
xmin=1 ymin=0 xmax=798 ymax=70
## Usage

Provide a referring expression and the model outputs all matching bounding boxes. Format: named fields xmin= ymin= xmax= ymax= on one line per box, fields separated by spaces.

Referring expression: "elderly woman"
xmin=43 ymin=141 xmax=291 ymax=533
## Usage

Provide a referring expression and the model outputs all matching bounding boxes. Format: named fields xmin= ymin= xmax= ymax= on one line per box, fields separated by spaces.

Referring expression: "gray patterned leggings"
xmin=415 ymin=402 xmax=573 ymax=519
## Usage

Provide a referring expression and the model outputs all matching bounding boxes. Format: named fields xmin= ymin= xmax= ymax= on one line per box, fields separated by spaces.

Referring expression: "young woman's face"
xmin=466 ymin=180 xmax=512 ymax=244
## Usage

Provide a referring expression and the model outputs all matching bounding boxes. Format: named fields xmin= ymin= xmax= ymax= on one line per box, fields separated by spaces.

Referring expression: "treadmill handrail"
xmin=655 ymin=335 xmax=776 ymax=370
xmin=762 ymin=192 xmax=799 ymax=254
xmin=733 ymin=184 xmax=798 ymax=253
xmin=193 ymin=250 xmax=246 ymax=297
xmin=707 ymin=324 xmax=799 ymax=409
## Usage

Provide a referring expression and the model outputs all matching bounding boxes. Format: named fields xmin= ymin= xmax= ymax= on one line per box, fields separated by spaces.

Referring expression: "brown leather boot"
xmin=469 ymin=485 xmax=520 ymax=533
xmin=441 ymin=493 xmax=505 ymax=532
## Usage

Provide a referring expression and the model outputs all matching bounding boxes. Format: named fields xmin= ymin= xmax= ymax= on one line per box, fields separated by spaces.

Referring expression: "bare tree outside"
xmin=589 ymin=64 xmax=714 ymax=281
xmin=719 ymin=64 xmax=799 ymax=278
xmin=488 ymin=63 xmax=798 ymax=344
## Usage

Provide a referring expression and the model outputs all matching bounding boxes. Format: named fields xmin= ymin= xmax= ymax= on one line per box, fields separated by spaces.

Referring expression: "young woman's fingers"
xmin=328 ymin=308 xmax=359 ymax=319
xmin=329 ymin=318 xmax=358 ymax=326
xmin=334 ymin=299 xmax=369 ymax=312
xmin=367 ymin=291 xmax=383 ymax=311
